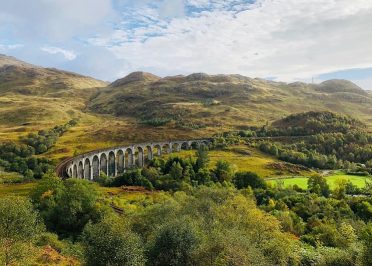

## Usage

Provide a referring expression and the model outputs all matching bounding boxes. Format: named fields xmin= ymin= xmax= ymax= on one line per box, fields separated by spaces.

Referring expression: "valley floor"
xmin=1 ymin=145 xmax=370 ymax=199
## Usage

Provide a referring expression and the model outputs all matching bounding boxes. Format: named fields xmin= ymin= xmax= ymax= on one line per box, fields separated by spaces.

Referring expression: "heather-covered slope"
xmin=89 ymin=72 xmax=372 ymax=129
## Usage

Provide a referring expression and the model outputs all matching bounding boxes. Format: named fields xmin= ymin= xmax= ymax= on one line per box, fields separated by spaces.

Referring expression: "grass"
xmin=89 ymin=185 xmax=172 ymax=214
xmin=0 ymin=180 xmax=169 ymax=218
xmin=165 ymin=145 xmax=313 ymax=178
xmin=0 ymin=170 xmax=24 ymax=184
xmin=268 ymin=172 xmax=371 ymax=189
xmin=0 ymin=181 xmax=37 ymax=197
xmin=1 ymin=71 xmax=371 ymax=168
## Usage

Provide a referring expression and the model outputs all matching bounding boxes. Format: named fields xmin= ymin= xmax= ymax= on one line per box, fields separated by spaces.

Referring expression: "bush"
xmin=148 ymin=221 xmax=200 ymax=266
xmin=234 ymin=171 xmax=267 ymax=189
xmin=0 ymin=197 xmax=44 ymax=265
xmin=31 ymin=175 xmax=102 ymax=238
xmin=82 ymin=215 xmax=145 ymax=266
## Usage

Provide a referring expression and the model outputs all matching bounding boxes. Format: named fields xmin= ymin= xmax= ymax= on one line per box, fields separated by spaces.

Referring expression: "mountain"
xmin=0 ymin=55 xmax=108 ymax=150
xmin=89 ymin=72 xmax=372 ymax=131
xmin=317 ymin=79 xmax=368 ymax=96
xmin=271 ymin=111 xmax=366 ymax=132
xmin=0 ymin=55 xmax=371 ymax=161
xmin=0 ymin=54 xmax=107 ymax=96
xmin=110 ymin=71 xmax=160 ymax=87
xmin=0 ymin=54 xmax=38 ymax=68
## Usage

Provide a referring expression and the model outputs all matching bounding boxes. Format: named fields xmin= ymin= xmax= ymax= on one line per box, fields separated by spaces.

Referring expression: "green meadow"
xmin=268 ymin=172 xmax=371 ymax=189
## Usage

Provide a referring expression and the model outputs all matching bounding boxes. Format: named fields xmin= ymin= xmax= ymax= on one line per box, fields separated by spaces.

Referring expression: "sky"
xmin=0 ymin=0 xmax=372 ymax=89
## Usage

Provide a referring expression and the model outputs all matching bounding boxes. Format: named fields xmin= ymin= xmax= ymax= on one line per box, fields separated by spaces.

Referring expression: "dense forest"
xmin=1 ymin=111 xmax=371 ymax=265
xmin=235 ymin=112 xmax=372 ymax=173
xmin=1 ymin=145 xmax=371 ymax=265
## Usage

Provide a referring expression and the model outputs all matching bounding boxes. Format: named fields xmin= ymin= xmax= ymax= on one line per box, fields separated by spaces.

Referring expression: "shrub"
xmin=234 ymin=171 xmax=267 ymax=189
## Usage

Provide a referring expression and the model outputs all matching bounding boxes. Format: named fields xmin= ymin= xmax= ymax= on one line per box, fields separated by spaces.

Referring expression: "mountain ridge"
xmin=0 ymin=55 xmax=107 ymax=96
xmin=90 ymin=71 xmax=371 ymax=127
xmin=0 ymin=54 xmax=371 ymax=160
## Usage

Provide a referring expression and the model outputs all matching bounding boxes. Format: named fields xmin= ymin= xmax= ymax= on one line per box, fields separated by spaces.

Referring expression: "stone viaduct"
xmin=57 ymin=139 xmax=211 ymax=180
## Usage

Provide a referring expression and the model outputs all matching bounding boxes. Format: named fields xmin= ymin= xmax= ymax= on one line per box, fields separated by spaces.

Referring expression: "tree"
xmin=148 ymin=222 xmax=200 ymax=266
xmin=333 ymin=178 xmax=348 ymax=199
xmin=30 ymin=172 xmax=63 ymax=213
xmin=53 ymin=178 xmax=101 ymax=237
xmin=360 ymin=223 xmax=372 ymax=266
xmin=170 ymin=162 xmax=183 ymax=180
xmin=82 ymin=215 xmax=145 ymax=266
xmin=31 ymin=175 xmax=101 ymax=237
xmin=269 ymin=145 xmax=279 ymax=156
xmin=195 ymin=145 xmax=209 ymax=171
xmin=355 ymin=201 xmax=372 ymax=221
xmin=214 ymin=160 xmax=235 ymax=183
xmin=194 ymin=168 xmax=211 ymax=185
xmin=234 ymin=172 xmax=267 ymax=189
xmin=0 ymin=197 xmax=43 ymax=266
xmin=308 ymin=175 xmax=330 ymax=197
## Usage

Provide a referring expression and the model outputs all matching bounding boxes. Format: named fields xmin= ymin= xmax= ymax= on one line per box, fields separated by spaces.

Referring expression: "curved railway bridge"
xmin=56 ymin=139 xmax=211 ymax=180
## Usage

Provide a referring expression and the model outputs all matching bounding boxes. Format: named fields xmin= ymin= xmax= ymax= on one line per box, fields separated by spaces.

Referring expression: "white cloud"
xmin=0 ymin=0 xmax=115 ymax=41
xmin=0 ymin=43 xmax=23 ymax=50
xmin=41 ymin=46 xmax=77 ymax=61
xmin=92 ymin=0 xmax=372 ymax=83
xmin=2 ymin=0 xmax=372 ymax=87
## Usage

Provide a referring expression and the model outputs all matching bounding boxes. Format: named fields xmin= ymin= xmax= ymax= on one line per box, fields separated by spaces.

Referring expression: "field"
xmin=0 ymin=181 xmax=169 ymax=219
xmin=1 ymin=60 xmax=371 ymax=168
xmin=268 ymin=172 xmax=371 ymax=189
xmin=165 ymin=145 xmax=314 ymax=178
xmin=0 ymin=182 xmax=37 ymax=197
xmin=99 ymin=186 xmax=170 ymax=213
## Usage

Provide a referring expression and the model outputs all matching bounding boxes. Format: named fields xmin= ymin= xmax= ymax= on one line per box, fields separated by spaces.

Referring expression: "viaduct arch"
xmin=56 ymin=139 xmax=211 ymax=181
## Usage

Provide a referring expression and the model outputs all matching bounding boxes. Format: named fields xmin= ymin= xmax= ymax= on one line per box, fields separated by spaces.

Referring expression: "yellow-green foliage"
xmin=0 ymin=182 xmax=37 ymax=197
xmin=0 ymin=170 xmax=24 ymax=184
xmin=1 ymin=61 xmax=371 ymax=166
xmin=166 ymin=145 xmax=313 ymax=178
xmin=268 ymin=172 xmax=371 ymax=189
xmin=98 ymin=186 xmax=171 ymax=213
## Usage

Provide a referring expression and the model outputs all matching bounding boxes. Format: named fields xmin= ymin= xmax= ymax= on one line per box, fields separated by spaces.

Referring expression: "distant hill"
xmin=0 ymin=54 xmax=107 ymax=96
xmin=110 ymin=71 xmax=160 ymax=87
xmin=317 ymin=79 xmax=368 ymax=96
xmin=0 ymin=55 xmax=107 ymax=143
xmin=89 ymin=72 xmax=372 ymax=131
xmin=271 ymin=111 xmax=366 ymax=134
xmin=0 ymin=55 xmax=371 ymax=160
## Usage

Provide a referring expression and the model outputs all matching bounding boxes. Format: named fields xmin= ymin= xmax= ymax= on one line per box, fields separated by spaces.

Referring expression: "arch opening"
xmin=191 ymin=142 xmax=199 ymax=149
xmin=125 ymin=148 xmax=134 ymax=169
xmin=84 ymin=158 xmax=91 ymax=180
xmin=108 ymin=151 xmax=116 ymax=176
xmin=72 ymin=165 xmax=77 ymax=178
xmin=100 ymin=153 xmax=108 ymax=175
xmin=136 ymin=147 xmax=144 ymax=167
xmin=145 ymin=145 xmax=153 ymax=161
xmin=117 ymin=150 xmax=125 ymax=175
xmin=181 ymin=142 xmax=189 ymax=150
xmin=162 ymin=143 xmax=171 ymax=154
xmin=172 ymin=143 xmax=181 ymax=152
xmin=92 ymin=156 xmax=100 ymax=180
xmin=68 ymin=168 xmax=72 ymax=177
xmin=153 ymin=145 xmax=161 ymax=156
xmin=78 ymin=161 xmax=84 ymax=179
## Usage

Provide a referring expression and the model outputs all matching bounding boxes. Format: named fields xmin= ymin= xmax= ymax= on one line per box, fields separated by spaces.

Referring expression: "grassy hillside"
xmin=272 ymin=111 xmax=366 ymax=133
xmin=89 ymin=73 xmax=372 ymax=131
xmin=0 ymin=55 xmax=110 ymax=157
xmin=0 ymin=55 xmax=371 ymax=163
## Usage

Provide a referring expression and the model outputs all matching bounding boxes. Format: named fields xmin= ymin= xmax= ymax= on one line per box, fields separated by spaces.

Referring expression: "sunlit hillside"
xmin=1 ymin=55 xmax=371 ymax=161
